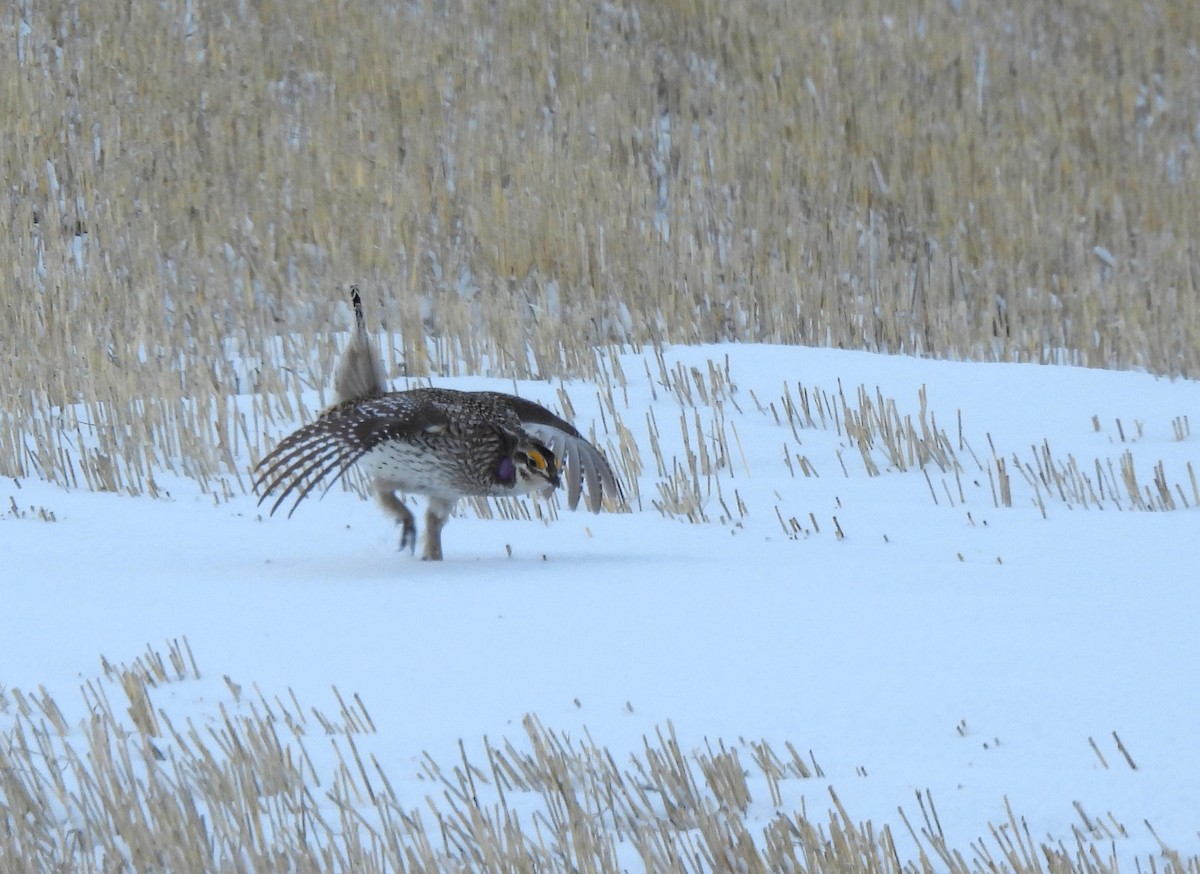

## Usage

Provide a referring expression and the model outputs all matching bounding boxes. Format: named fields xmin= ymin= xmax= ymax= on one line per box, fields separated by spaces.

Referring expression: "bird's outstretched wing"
xmin=253 ymin=394 xmax=451 ymax=518
xmin=253 ymin=414 xmax=366 ymax=518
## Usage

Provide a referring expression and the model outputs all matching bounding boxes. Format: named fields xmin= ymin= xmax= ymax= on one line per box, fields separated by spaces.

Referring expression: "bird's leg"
xmin=422 ymin=497 xmax=456 ymax=561
xmin=376 ymin=487 xmax=417 ymax=554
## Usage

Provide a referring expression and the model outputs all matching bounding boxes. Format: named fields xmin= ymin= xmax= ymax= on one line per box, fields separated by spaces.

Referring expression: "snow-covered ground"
xmin=3 ymin=343 xmax=1198 ymax=866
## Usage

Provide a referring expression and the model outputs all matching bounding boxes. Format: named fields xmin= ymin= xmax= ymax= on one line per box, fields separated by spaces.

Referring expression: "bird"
xmin=253 ymin=287 xmax=622 ymax=560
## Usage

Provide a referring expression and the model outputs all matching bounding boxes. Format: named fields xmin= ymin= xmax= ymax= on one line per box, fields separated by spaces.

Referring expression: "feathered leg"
xmin=376 ymin=486 xmax=417 ymax=554
xmin=422 ymin=497 xmax=456 ymax=561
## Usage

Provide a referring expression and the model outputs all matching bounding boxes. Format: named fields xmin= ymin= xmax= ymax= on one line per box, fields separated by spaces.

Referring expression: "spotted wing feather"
xmin=254 ymin=395 xmax=450 ymax=517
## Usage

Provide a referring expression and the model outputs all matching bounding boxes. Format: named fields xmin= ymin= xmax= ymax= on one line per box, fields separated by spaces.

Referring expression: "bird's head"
xmin=497 ymin=437 xmax=560 ymax=496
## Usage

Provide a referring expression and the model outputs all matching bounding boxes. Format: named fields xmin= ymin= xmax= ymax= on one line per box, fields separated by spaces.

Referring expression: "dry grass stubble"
xmin=1 ymin=642 xmax=1184 ymax=873
xmin=3 ymin=0 xmax=1200 ymax=868
xmin=3 ymin=0 xmax=1200 ymax=492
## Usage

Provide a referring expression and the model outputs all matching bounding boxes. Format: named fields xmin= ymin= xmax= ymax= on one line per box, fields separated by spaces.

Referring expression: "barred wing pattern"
xmin=253 ymin=394 xmax=438 ymax=518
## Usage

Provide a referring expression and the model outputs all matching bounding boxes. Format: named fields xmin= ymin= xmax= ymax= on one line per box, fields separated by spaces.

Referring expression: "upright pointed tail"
xmin=334 ymin=285 xmax=388 ymax=404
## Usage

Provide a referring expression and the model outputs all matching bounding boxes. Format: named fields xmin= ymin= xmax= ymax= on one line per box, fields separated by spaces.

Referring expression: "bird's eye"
xmin=525 ymin=449 xmax=548 ymax=472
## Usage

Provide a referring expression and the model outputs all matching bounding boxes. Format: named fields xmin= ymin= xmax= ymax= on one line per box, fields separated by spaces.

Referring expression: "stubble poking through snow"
xmin=3 ymin=343 xmax=1198 ymax=868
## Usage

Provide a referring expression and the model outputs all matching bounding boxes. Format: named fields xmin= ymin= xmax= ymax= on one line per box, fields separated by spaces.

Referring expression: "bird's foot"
xmin=398 ymin=519 xmax=417 ymax=554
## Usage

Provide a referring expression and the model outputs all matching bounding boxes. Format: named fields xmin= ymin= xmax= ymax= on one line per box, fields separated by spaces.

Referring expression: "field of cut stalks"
xmin=3 ymin=0 xmax=1200 ymax=870
xmin=11 ymin=638 xmax=1154 ymax=874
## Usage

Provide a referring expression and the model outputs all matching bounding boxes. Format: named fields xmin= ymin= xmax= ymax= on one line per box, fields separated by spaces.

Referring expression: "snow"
xmin=3 ymin=342 xmax=1198 ymax=865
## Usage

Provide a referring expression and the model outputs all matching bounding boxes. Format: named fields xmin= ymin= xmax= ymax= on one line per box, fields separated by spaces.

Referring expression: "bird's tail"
xmin=333 ymin=285 xmax=388 ymax=404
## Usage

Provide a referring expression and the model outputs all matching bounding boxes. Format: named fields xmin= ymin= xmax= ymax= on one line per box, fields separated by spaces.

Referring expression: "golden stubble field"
xmin=3 ymin=0 xmax=1200 ymax=493
xmin=2 ymin=0 xmax=1199 ymax=869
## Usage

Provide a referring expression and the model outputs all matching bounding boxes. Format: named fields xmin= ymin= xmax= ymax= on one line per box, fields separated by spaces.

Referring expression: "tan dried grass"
xmin=4 ymin=0 xmax=1200 ymax=493
xmin=2 ymin=643 xmax=1189 ymax=872
xmin=4 ymin=0 xmax=1200 ymax=868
